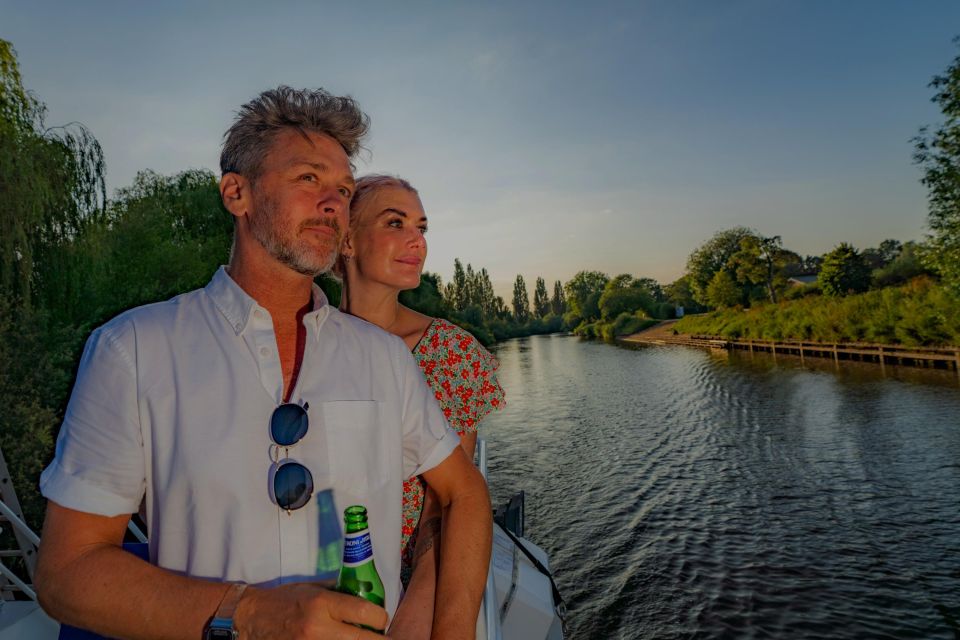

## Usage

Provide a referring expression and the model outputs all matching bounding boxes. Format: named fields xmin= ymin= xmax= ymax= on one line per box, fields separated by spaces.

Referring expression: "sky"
xmin=4 ymin=0 xmax=959 ymax=299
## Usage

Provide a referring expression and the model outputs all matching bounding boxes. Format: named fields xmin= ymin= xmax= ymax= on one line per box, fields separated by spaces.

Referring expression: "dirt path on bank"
xmin=621 ymin=319 xmax=686 ymax=345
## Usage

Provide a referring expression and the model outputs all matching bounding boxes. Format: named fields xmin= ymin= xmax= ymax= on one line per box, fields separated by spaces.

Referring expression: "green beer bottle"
xmin=335 ymin=505 xmax=386 ymax=633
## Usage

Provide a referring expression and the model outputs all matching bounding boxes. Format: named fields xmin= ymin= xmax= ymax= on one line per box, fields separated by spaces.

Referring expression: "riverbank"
xmin=621 ymin=320 xmax=960 ymax=373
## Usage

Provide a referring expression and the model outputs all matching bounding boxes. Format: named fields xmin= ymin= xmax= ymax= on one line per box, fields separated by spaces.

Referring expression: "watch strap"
xmin=215 ymin=582 xmax=248 ymax=620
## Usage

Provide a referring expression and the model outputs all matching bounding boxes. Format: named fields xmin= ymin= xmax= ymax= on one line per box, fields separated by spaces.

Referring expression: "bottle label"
xmin=342 ymin=529 xmax=374 ymax=567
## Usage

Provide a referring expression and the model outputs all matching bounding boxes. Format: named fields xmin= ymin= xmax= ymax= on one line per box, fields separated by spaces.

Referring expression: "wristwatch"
xmin=204 ymin=583 xmax=248 ymax=640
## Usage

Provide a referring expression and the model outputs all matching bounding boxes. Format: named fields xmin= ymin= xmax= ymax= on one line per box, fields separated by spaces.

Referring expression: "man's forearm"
xmin=38 ymin=542 xmax=228 ymax=640
xmin=431 ymin=480 xmax=492 ymax=639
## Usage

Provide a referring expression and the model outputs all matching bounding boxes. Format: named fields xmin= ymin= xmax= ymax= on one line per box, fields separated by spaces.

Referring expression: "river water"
xmin=481 ymin=335 xmax=960 ymax=640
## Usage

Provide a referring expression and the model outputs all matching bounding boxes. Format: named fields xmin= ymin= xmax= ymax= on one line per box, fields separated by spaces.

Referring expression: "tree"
xmin=728 ymin=235 xmax=791 ymax=304
xmin=686 ymin=227 xmax=756 ymax=306
xmin=512 ymin=275 xmax=530 ymax=323
xmin=400 ymin=271 xmax=449 ymax=317
xmin=664 ymin=275 xmax=698 ymax=310
xmin=598 ymin=274 xmax=654 ymax=320
xmin=564 ymin=270 xmax=609 ymax=324
xmin=705 ymin=270 xmax=741 ymax=308
xmin=633 ymin=277 xmax=664 ymax=302
xmin=476 ymin=268 xmax=497 ymax=318
xmin=818 ymin=243 xmax=871 ymax=297
xmin=0 ymin=38 xmax=106 ymax=309
xmin=550 ymin=280 xmax=566 ymax=316
xmin=914 ymin=37 xmax=960 ymax=294
xmin=872 ymin=241 xmax=930 ymax=287
xmin=532 ymin=277 xmax=550 ymax=318
xmin=447 ymin=259 xmax=468 ymax=311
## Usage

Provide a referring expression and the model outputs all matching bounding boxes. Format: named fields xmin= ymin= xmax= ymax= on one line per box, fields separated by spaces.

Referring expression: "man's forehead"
xmin=266 ymin=129 xmax=351 ymax=172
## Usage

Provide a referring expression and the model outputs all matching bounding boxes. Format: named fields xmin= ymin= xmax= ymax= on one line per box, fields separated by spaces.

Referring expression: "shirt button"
xmin=259 ymin=347 xmax=270 ymax=357
xmin=254 ymin=309 xmax=265 ymax=319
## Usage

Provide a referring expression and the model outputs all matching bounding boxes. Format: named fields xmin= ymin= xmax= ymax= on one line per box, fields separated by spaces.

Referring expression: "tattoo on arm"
xmin=412 ymin=517 xmax=442 ymax=566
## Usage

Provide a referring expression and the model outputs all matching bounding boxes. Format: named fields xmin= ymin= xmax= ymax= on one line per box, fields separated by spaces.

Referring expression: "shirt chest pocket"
xmin=321 ymin=400 xmax=388 ymax=495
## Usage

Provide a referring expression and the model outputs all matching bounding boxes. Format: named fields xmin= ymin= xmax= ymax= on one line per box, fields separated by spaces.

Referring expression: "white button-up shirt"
xmin=40 ymin=267 xmax=459 ymax=617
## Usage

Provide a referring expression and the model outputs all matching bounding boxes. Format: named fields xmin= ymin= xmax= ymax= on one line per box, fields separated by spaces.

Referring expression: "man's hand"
xmin=236 ymin=583 xmax=387 ymax=639
xmin=36 ymin=501 xmax=387 ymax=640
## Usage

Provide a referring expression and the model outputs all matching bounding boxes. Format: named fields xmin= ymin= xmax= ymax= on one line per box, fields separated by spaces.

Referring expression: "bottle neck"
xmin=343 ymin=505 xmax=370 ymax=534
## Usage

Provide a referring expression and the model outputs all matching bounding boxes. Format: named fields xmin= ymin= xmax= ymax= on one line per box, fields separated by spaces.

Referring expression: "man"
xmin=35 ymin=86 xmax=492 ymax=640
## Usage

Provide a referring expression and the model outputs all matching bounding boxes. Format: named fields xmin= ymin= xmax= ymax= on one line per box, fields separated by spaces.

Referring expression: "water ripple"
xmin=483 ymin=336 xmax=960 ymax=640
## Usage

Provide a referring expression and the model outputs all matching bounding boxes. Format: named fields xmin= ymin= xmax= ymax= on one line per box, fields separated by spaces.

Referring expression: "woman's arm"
xmin=388 ymin=431 xmax=479 ymax=640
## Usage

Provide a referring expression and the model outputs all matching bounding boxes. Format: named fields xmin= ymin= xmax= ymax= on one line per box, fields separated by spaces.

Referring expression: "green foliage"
xmin=1 ymin=39 xmax=106 ymax=309
xmin=675 ymin=277 xmax=960 ymax=347
xmin=550 ymin=280 xmax=566 ymax=316
xmin=871 ymin=241 xmax=931 ymax=288
xmin=399 ymin=272 xmax=449 ymax=318
xmin=782 ymin=281 xmax=821 ymax=301
xmin=686 ymin=227 xmax=755 ymax=306
xmin=0 ymin=301 xmax=83 ymax=530
xmin=598 ymin=274 xmax=654 ymax=320
xmin=705 ymin=270 xmax=741 ymax=308
xmin=818 ymin=243 xmax=871 ymax=297
xmin=533 ymin=277 xmax=550 ymax=318
xmin=728 ymin=234 xmax=792 ymax=303
xmin=664 ymin=274 xmax=699 ymax=311
xmin=574 ymin=310 xmax=658 ymax=343
xmin=914 ymin=37 xmax=960 ymax=294
xmin=511 ymin=274 xmax=530 ymax=323
xmin=564 ymin=270 xmax=609 ymax=323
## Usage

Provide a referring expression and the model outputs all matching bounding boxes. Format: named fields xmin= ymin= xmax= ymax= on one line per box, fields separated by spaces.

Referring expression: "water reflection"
xmin=483 ymin=335 xmax=960 ymax=640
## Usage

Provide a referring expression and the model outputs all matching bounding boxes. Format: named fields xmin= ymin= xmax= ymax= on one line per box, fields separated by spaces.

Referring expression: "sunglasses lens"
xmin=275 ymin=462 xmax=314 ymax=511
xmin=271 ymin=403 xmax=308 ymax=446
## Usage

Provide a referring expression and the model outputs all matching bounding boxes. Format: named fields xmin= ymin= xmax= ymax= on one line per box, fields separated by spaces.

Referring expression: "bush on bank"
xmin=575 ymin=311 xmax=659 ymax=342
xmin=673 ymin=277 xmax=960 ymax=347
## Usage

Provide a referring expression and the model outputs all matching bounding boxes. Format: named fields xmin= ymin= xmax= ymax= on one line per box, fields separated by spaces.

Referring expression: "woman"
xmin=337 ymin=174 xmax=504 ymax=637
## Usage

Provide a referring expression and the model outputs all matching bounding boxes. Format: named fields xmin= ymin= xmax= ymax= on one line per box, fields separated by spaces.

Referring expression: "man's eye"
xmin=339 ymin=187 xmax=352 ymax=197
xmin=419 ymin=226 xmax=428 ymax=235
xmin=300 ymin=174 xmax=315 ymax=182
xmin=388 ymin=219 xmax=403 ymax=228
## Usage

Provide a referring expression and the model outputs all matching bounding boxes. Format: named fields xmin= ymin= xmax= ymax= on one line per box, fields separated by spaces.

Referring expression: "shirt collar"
xmin=205 ymin=266 xmax=332 ymax=337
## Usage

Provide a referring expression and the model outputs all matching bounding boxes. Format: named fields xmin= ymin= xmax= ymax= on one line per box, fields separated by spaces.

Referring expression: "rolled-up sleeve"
xmin=40 ymin=321 xmax=145 ymax=517
xmin=397 ymin=342 xmax=459 ymax=480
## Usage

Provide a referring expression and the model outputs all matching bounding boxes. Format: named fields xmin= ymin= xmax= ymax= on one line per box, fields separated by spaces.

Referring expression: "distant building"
xmin=787 ymin=274 xmax=818 ymax=287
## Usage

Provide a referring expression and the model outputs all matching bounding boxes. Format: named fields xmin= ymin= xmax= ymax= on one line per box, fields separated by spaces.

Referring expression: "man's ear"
xmin=220 ymin=172 xmax=249 ymax=219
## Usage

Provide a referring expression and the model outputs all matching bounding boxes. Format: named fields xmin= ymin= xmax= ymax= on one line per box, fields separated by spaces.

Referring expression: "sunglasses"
xmin=270 ymin=402 xmax=314 ymax=512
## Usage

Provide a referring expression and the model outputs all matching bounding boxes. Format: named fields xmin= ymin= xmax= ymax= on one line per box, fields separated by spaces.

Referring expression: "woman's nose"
xmin=407 ymin=228 xmax=425 ymax=247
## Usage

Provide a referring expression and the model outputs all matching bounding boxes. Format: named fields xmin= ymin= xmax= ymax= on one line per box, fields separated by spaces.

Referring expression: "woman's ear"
xmin=340 ymin=232 xmax=356 ymax=258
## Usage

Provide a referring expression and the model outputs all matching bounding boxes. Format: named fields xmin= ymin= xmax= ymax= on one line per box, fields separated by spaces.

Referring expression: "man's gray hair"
xmin=220 ymin=86 xmax=370 ymax=179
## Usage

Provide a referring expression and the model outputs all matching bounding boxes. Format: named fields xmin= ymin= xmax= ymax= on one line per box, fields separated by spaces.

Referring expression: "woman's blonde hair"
xmin=332 ymin=174 xmax=419 ymax=280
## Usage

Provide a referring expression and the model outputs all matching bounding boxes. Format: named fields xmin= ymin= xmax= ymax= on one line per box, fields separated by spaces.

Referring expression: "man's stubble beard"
xmin=248 ymin=189 xmax=342 ymax=277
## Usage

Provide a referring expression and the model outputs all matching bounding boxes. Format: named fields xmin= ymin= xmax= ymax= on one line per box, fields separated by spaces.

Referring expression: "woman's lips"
xmin=395 ymin=256 xmax=422 ymax=265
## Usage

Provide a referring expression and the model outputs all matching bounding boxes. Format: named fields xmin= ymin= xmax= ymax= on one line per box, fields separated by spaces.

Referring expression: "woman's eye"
xmin=338 ymin=187 xmax=352 ymax=197
xmin=419 ymin=226 xmax=428 ymax=235
xmin=300 ymin=174 xmax=315 ymax=182
xmin=388 ymin=219 xmax=403 ymax=228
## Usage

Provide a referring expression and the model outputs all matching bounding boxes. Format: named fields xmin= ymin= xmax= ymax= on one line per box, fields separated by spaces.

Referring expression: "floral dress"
xmin=401 ymin=318 xmax=505 ymax=572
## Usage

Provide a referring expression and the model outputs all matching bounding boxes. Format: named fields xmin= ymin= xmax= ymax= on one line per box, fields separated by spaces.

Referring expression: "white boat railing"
xmin=477 ymin=437 xmax=502 ymax=640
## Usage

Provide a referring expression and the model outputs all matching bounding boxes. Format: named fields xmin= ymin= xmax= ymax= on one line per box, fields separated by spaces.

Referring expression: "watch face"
xmin=206 ymin=629 xmax=235 ymax=640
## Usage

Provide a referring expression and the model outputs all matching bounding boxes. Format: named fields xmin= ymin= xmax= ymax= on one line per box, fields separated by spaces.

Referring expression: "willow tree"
xmin=914 ymin=37 xmax=960 ymax=294
xmin=0 ymin=39 xmax=105 ymax=310
xmin=0 ymin=40 xmax=105 ymax=530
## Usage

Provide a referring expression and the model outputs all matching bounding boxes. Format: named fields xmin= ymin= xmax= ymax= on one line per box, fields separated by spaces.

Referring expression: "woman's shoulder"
xmin=430 ymin=318 xmax=485 ymax=349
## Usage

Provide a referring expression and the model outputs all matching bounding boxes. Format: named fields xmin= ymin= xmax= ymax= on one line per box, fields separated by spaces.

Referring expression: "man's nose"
xmin=319 ymin=188 xmax=348 ymax=215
